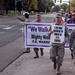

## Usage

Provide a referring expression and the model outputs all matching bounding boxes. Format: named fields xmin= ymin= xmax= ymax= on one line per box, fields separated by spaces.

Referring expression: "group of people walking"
xmin=17 ymin=10 xmax=75 ymax=75
xmin=48 ymin=10 xmax=75 ymax=74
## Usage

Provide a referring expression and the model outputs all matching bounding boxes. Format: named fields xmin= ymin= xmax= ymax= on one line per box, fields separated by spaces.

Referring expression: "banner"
xmin=65 ymin=24 xmax=75 ymax=48
xmin=50 ymin=25 xmax=65 ymax=44
xmin=24 ymin=23 xmax=75 ymax=48
xmin=24 ymin=23 xmax=50 ymax=48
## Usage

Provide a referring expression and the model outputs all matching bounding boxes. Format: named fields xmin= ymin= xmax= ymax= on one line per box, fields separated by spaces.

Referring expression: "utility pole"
xmin=15 ymin=0 xmax=17 ymax=13
xmin=15 ymin=0 xmax=23 ymax=13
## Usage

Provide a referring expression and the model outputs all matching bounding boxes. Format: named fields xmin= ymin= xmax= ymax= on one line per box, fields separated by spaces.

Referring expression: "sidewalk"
xmin=0 ymin=47 xmax=75 ymax=75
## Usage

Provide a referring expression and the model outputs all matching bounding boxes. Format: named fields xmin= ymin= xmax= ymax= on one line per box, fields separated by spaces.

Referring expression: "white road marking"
xmin=3 ymin=27 xmax=13 ymax=29
xmin=2 ymin=25 xmax=17 ymax=30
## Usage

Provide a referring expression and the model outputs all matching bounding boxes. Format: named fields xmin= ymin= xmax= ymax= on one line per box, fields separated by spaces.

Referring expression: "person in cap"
xmin=32 ymin=12 xmax=44 ymax=22
xmin=48 ymin=13 xmax=69 ymax=74
xmin=16 ymin=12 xmax=30 ymax=53
xmin=32 ymin=12 xmax=44 ymax=59
xmin=17 ymin=12 xmax=29 ymax=22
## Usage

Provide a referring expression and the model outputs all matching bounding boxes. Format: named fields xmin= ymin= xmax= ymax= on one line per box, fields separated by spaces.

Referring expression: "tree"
xmin=38 ymin=0 xmax=54 ymax=12
xmin=52 ymin=5 xmax=60 ymax=12
xmin=16 ymin=1 xmax=22 ymax=12
xmin=4 ymin=0 xmax=14 ymax=14
xmin=70 ymin=0 xmax=75 ymax=9
xmin=61 ymin=3 xmax=68 ymax=11
xmin=0 ymin=0 xmax=4 ymax=15
xmin=48 ymin=0 xmax=55 ymax=11
xmin=23 ymin=0 xmax=37 ymax=12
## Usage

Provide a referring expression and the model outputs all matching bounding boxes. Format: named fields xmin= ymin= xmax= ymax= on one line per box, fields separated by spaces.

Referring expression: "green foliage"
xmin=23 ymin=0 xmax=37 ymax=11
xmin=70 ymin=1 xmax=75 ymax=9
xmin=16 ymin=1 xmax=22 ymax=12
xmin=23 ymin=0 xmax=54 ymax=12
xmin=61 ymin=3 xmax=68 ymax=11
xmin=52 ymin=5 xmax=60 ymax=12
xmin=48 ymin=0 xmax=55 ymax=11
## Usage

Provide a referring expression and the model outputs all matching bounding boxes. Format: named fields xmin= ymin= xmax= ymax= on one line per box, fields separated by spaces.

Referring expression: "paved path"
xmin=0 ymin=44 xmax=75 ymax=75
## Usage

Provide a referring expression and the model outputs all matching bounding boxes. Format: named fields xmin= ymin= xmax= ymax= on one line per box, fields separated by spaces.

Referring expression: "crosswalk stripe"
xmin=3 ymin=27 xmax=13 ymax=29
xmin=0 ymin=25 xmax=17 ymax=30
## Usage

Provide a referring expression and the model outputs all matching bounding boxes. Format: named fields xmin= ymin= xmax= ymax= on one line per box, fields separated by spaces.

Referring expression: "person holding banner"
xmin=32 ymin=12 xmax=44 ymax=59
xmin=69 ymin=29 xmax=75 ymax=60
xmin=48 ymin=14 xmax=69 ymax=74
xmin=16 ymin=12 xmax=30 ymax=53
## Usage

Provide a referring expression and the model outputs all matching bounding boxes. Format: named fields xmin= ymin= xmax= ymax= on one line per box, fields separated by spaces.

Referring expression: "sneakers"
xmin=71 ymin=54 xmax=73 ymax=59
xmin=41 ymin=50 xmax=43 ymax=56
xmin=34 ymin=56 xmax=39 ymax=59
xmin=53 ymin=61 xmax=56 ymax=69
xmin=56 ymin=66 xmax=60 ymax=75
xmin=34 ymin=52 xmax=39 ymax=59
xmin=23 ymin=50 xmax=30 ymax=53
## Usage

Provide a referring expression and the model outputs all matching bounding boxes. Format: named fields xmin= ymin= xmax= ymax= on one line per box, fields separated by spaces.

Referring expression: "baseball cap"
xmin=23 ymin=12 xmax=29 ymax=16
xmin=56 ymin=14 xmax=61 ymax=18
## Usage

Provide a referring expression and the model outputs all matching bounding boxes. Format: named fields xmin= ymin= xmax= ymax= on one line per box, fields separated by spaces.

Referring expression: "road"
xmin=0 ymin=48 xmax=75 ymax=75
xmin=0 ymin=13 xmax=75 ymax=75
xmin=0 ymin=13 xmax=56 ymax=72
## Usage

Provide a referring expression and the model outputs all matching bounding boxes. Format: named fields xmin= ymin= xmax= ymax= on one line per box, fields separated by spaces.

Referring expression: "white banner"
xmin=24 ymin=23 xmax=75 ymax=48
xmin=50 ymin=25 xmax=65 ymax=44
xmin=24 ymin=23 xmax=50 ymax=48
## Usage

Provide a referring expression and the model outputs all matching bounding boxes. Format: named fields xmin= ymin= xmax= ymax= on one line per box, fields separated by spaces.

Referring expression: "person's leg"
xmin=71 ymin=50 xmax=73 ymax=59
xmin=34 ymin=48 xmax=39 ymax=58
xmin=25 ymin=48 xmax=30 ymax=53
xmin=57 ymin=45 xmax=65 ymax=74
xmin=40 ymin=48 xmax=43 ymax=56
xmin=50 ymin=46 xmax=57 ymax=69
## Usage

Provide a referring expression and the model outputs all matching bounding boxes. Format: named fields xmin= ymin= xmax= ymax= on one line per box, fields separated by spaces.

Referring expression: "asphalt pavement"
xmin=0 ymin=37 xmax=75 ymax=75
xmin=0 ymin=13 xmax=56 ymax=72
xmin=0 ymin=13 xmax=75 ymax=75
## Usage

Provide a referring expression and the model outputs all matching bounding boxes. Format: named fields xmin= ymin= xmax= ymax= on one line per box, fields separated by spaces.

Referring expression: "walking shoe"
xmin=53 ymin=61 xmax=56 ymax=69
xmin=40 ymin=49 xmax=43 ymax=56
xmin=34 ymin=56 xmax=39 ymax=59
xmin=23 ymin=50 xmax=30 ymax=53
xmin=71 ymin=54 xmax=73 ymax=59
xmin=56 ymin=66 xmax=60 ymax=75
xmin=41 ymin=51 xmax=43 ymax=56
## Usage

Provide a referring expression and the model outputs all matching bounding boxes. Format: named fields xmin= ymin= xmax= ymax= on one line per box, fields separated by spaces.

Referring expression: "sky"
xmin=55 ymin=0 xmax=69 ymax=4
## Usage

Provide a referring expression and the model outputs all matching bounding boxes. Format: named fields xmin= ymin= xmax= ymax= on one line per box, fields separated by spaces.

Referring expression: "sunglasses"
xmin=72 ymin=14 xmax=75 ymax=16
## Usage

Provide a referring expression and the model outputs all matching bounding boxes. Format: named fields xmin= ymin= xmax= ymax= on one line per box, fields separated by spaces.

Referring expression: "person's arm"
xmin=69 ymin=30 xmax=74 ymax=50
xmin=62 ymin=26 xmax=69 ymax=45
xmin=48 ymin=26 xmax=54 ymax=36
xmin=17 ymin=17 xmax=25 ymax=22
xmin=16 ymin=14 xmax=25 ymax=22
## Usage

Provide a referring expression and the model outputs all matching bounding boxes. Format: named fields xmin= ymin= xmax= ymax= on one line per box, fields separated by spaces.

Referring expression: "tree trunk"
xmin=0 ymin=0 xmax=4 ymax=15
